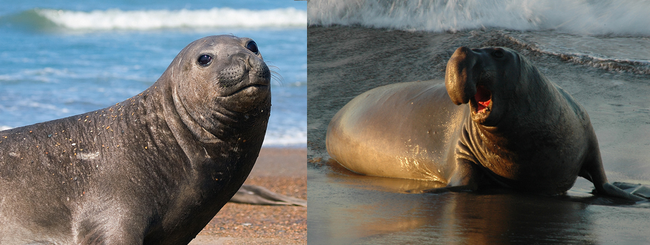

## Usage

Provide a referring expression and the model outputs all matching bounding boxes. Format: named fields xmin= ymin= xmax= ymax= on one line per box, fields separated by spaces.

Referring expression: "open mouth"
xmin=473 ymin=85 xmax=492 ymax=114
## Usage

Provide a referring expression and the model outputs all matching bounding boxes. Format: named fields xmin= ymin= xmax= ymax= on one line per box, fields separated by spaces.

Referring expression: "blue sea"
xmin=0 ymin=0 xmax=307 ymax=148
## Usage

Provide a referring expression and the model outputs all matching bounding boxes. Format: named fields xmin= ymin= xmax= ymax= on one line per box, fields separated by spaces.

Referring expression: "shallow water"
xmin=307 ymin=25 xmax=650 ymax=244
xmin=309 ymin=163 xmax=650 ymax=244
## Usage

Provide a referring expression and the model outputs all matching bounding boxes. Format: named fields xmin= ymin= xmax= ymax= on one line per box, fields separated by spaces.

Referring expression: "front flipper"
xmin=581 ymin=169 xmax=645 ymax=201
xmin=422 ymin=185 xmax=476 ymax=194
xmin=578 ymin=141 xmax=646 ymax=202
xmin=602 ymin=182 xmax=650 ymax=201
xmin=592 ymin=183 xmax=645 ymax=201
xmin=422 ymin=159 xmax=481 ymax=194
xmin=612 ymin=182 xmax=650 ymax=199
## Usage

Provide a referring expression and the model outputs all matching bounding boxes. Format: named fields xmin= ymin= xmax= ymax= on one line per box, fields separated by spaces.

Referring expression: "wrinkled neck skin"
xmin=142 ymin=69 xmax=270 ymax=242
xmin=170 ymin=83 xmax=270 ymax=147
xmin=155 ymin=65 xmax=271 ymax=185
xmin=457 ymin=65 xmax=587 ymax=195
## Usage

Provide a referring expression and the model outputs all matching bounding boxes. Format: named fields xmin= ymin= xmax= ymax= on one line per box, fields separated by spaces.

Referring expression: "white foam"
xmin=0 ymin=126 xmax=12 ymax=131
xmin=0 ymin=67 xmax=155 ymax=84
xmin=37 ymin=7 xmax=307 ymax=30
xmin=262 ymin=130 xmax=306 ymax=147
xmin=308 ymin=0 xmax=650 ymax=36
xmin=503 ymin=31 xmax=650 ymax=74
xmin=0 ymin=67 xmax=76 ymax=83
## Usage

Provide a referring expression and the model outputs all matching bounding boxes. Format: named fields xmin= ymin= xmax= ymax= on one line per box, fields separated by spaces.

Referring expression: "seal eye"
xmin=197 ymin=54 xmax=213 ymax=67
xmin=492 ymin=49 xmax=505 ymax=59
xmin=246 ymin=40 xmax=259 ymax=55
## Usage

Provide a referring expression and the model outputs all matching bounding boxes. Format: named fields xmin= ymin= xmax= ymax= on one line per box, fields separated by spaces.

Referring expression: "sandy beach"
xmin=190 ymin=148 xmax=307 ymax=245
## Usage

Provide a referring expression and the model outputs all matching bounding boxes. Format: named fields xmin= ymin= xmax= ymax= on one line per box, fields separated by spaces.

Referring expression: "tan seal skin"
xmin=0 ymin=35 xmax=271 ymax=244
xmin=327 ymin=47 xmax=642 ymax=201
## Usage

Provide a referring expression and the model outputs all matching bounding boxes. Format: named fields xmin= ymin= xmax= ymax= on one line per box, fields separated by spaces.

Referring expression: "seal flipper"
xmin=229 ymin=184 xmax=307 ymax=207
xmin=422 ymin=159 xmax=480 ymax=194
xmin=610 ymin=182 xmax=650 ymax=200
xmin=579 ymin=149 xmax=645 ymax=201
xmin=580 ymin=167 xmax=644 ymax=201
xmin=597 ymin=183 xmax=646 ymax=201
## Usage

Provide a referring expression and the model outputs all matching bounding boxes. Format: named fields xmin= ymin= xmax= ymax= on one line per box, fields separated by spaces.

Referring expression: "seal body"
xmin=327 ymin=81 xmax=467 ymax=183
xmin=0 ymin=35 xmax=271 ymax=244
xmin=327 ymin=47 xmax=638 ymax=199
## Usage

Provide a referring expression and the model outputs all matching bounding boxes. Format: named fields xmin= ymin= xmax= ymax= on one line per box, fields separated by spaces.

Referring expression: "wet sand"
xmin=190 ymin=148 xmax=307 ymax=245
xmin=308 ymin=26 xmax=650 ymax=244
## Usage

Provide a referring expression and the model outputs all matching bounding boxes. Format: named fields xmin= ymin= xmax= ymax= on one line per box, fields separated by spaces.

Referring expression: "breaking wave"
xmin=6 ymin=7 xmax=306 ymax=30
xmin=308 ymin=0 xmax=650 ymax=36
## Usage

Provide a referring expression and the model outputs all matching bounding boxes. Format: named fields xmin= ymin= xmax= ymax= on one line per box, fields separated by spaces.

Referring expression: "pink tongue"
xmin=475 ymin=86 xmax=491 ymax=113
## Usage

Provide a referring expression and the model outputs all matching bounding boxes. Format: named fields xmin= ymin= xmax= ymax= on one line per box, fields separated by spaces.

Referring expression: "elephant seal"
xmin=327 ymin=47 xmax=643 ymax=201
xmin=0 ymin=35 xmax=271 ymax=244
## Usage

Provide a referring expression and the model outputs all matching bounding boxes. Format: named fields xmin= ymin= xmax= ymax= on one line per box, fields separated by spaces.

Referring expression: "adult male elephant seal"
xmin=327 ymin=47 xmax=644 ymax=201
xmin=0 ymin=35 xmax=271 ymax=244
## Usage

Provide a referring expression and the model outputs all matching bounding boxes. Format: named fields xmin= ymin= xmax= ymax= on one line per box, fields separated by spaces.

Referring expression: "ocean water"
xmin=0 ymin=0 xmax=307 ymax=147
xmin=309 ymin=0 xmax=650 ymax=74
xmin=308 ymin=1 xmax=650 ymax=244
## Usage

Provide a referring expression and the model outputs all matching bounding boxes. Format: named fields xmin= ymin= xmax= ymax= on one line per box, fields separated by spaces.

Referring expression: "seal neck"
xmin=489 ymin=65 xmax=565 ymax=131
xmin=171 ymin=86 xmax=222 ymax=144
xmin=465 ymin=77 xmax=585 ymax=194
xmin=474 ymin=76 xmax=568 ymax=151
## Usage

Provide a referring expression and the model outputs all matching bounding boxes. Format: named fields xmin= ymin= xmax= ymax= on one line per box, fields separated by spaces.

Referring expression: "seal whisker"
xmin=269 ymin=65 xmax=284 ymax=85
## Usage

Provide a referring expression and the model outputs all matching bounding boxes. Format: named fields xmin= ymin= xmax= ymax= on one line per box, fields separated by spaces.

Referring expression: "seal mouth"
xmin=471 ymin=85 xmax=492 ymax=115
xmin=228 ymin=78 xmax=270 ymax=96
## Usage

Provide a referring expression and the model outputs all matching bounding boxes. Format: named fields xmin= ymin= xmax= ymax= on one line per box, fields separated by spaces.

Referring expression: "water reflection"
xmin=308 ymin=160 xmax=648 ymax=244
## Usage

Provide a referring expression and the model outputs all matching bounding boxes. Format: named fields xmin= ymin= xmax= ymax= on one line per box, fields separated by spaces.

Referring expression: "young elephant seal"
xmin=327 ymin=47 xmax=643 ymax=201
xmin=0 ymin=35 xmax=271 ymax=244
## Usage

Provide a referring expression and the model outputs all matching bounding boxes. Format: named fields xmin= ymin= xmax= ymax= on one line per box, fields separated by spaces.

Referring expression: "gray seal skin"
xmin=0 ymin=35 xmax=271 ymax=244
xmin=327 ymin=47 xmax=642 ymax=200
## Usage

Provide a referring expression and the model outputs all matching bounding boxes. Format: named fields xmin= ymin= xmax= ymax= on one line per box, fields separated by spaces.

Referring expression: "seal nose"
xmin=217 ymin=51 xmax=270 ymax=88
xmin=246 ymin=55 xmax=271 ymax=86
xmin=445 ymin=47 xmax=478 ymax=105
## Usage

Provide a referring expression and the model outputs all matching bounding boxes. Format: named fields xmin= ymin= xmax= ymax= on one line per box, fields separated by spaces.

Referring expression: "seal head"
xmin=166 ymin=36 xmax=271 ymax=143
xmin=445 ymin=47 xmax=522 ymax=126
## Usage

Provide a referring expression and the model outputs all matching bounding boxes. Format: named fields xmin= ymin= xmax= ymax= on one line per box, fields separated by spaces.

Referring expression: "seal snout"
xmin=446 ymin=47 xmax=497 ymax=120
xmin=233 ymin=54 xmax=271 ymax=97
xmin=445 ymin=47 xmax=479 ymax=106
xmin=217 ymin=53 xmax=270 ymax=97
xmin=246 ymin=55 xmax=271 ymax=87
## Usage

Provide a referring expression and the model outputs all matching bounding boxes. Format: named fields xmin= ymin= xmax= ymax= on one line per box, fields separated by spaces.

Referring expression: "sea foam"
xmin=262 ymin=132 xmax=307 ymax=147
xmin=308 ymin=0 xmax=650 ymax=36
xmin=36 ymin=7 xmax=307 ymax=30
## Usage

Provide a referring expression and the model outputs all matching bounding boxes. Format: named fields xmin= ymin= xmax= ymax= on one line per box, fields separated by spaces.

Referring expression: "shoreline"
xmin=307 ymin=25 xmax=650 ymax=244
xmin=191 ymin=147 xmax=307 ymax=245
